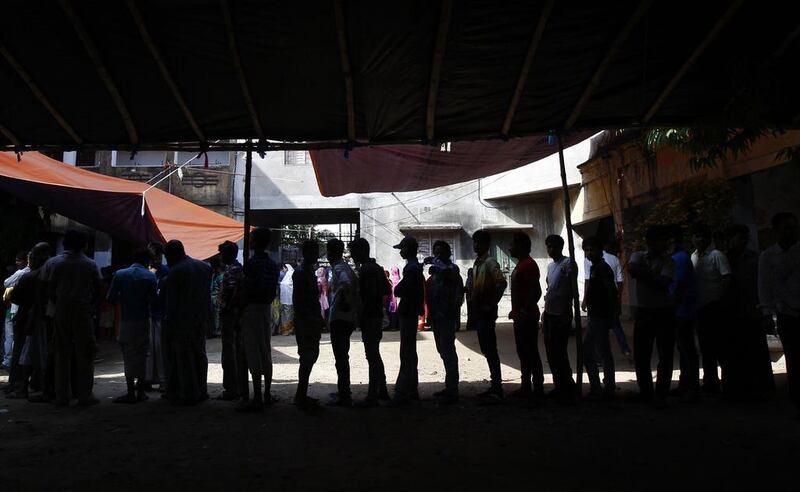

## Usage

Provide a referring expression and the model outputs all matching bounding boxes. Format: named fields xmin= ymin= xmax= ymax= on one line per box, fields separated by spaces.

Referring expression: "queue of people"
xmin=1 ymin=211 xmax=798 ymax=415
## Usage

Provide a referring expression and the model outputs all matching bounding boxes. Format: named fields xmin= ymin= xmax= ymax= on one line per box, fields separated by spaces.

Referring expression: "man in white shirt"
xmin=542 ymin=234 xmax=576 ymax=402
xmin=3 ymin=252 xmax=29 ymax=370
xmin=758 ymin=212 xmax=800 ymax=412
xmin=691 ymin=225 xmax=731 ymax=394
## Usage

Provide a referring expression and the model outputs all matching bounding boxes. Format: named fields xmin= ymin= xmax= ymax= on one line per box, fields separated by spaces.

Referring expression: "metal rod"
xmin=426 ymin=0 xmax=453 ymax=141
xmin=220 ymin=0 xmax=263 ymax=140
xmin=643 ymin=0 xmax=743 ymax=124
xmin=0 ymin=45 xmax=82 ymax=144
xmin=333 ymin=0 xmax=356 ymax=141
xmin=557 ymin=133 xmax=583 ymax=398
xmin=565 ymin=0 xmax=653 ymax=130
xmin=126 ymin=0 xmax=206 ymax=142
xmin=243 ymin=142 xmax=253 ymax=264
xmin=60 ymin=0 xmax=139 ymax=145
xmin=501 ymin=0 xmax=554 ymax=136
xmin=0 ymin=123 xmax=20 ymax=146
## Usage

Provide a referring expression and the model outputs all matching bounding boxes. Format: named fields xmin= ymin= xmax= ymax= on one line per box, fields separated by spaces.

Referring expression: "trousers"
xmin=394 ymin=315 xmax=419 ymax=399
xmin=634 ymin=307 xmax=675 ymax=398
xmin=53 ymin=303 xmax=95 ymax=402
xmin=432 ymin=316 xmax=459 ymax=394
xmin=361 ymin=316 xmax=388 ymax=399
xmin=584 ymin=315 xmax=615 ymax=394
xmin=542 ymin=312 xmax=575 ymax=394
xmin=513 ymin=315 xmax=543 ymax=394
xmin=330 ymin=319 xmax=354 ymax=398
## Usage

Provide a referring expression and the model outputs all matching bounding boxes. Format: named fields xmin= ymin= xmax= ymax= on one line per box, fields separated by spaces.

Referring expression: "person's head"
xmin=646 ymin=225 xmax=671 ymax=254
xmin=14 ymin=250 xmax=28 ymax=269
xmin=668 ymin=224 xmax=685 ymax=253
xmin=771 ymin=212 xmax=799 ymax=246
xmin=147 ymin=242 xmax=165 ymax=267
xmin=582 ymin=236 xmax=603 ymax=263
xmin=28 ymin=242 xmax=51 ymax=269
xmin=301 ymin=240 xmax=320 ymax=264
xmin=164 ymin=240 xmax=186 ymax=267
xmin=432 ymin=240 xmax=452 ymax=261
xmin=327 ymin=238 xmax=344 ymax=262
xmin=348 ymin=237 xmax=370 ymax=264
xmin=603 ymin=238 xmax=620 ymax=256
xmin=509 ymin=232 xmax=531 ymax=260
xmin=725 ymin=224 xmax=750 ymax=253
xmin=472 ymin=230 xmax=491 ymax=256
xmin=218 ymin=240 xmax=239 ymax=263
xmin=208 ymin=255 xmax=222 ymax=273
xmin=393 ymin=236 xmax=418 ymax=261
xmin=63 ymin=229 xmax=88 ymax=253
xmin=545 ymin=234 xmax=565 ymax=260
xmin=251 ymin=227 xmax=271 ymax=252
xmin=691 ymin=224 xmax=712 ymax=252
xmin=132 ymin=248 xmax=152 ymax=267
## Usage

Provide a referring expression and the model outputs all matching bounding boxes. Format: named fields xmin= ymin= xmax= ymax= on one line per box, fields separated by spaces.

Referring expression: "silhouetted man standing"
xmin=217 ymin=240 xmax=246 ymax=401
xmin=543 ymin=235 xmax=576 ymax=403
xmin=509 ymin=232 xmax=543 ymax=401
xmin=582 ymin=237 xmax=618 ymax=400
xmin=327 ymin=238 xmax=358 ymax=407
xmin=146 ymin=242 xmax=169 ymax=391
xmin=426 ymin=240 xmax=463 ymax=404
xmin=238 ymin=228 xmax=280 ymax=412
xmin=759 ymin=212 xmax=800 ymax=413
xmin=107 ymin=249 xmax=156 ymax=404
xmin=392 ymin=236 xmax=424 ymax=405
xmin=725 ymin=224 xmax=773 ymax=399
xmin=49 ymin=230 xmax=101 ymax=406
xmin=469 ymin=230 xmax=507 ymax=402
xmin=349 ymin=238 xmax=391 ymax=407
xmin=164 ymin=240 xmax=212 ymax=404
xmin=669 ymin=226 xmax=700 ymax=401
xmin=293 ymin=240 xmax=324 ymax=409
xmin=692 ymin=225 xmax=731 ymax=394
xmin=629 ymin=225 xmax=676 ymax=407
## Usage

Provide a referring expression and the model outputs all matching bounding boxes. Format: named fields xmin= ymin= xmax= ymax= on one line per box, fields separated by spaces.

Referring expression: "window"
xmin=284 ymin=150 xmax=311 ymax=166
xmin=415 ymin=232 xmax=458 ymax=261
xmin=111 ymin=150 xmax=170 ymax=167
xmin=74 ymin=150 xmax=97 ymax=167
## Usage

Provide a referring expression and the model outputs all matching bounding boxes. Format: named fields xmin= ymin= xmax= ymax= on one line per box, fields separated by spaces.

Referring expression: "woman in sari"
xmin=279 ymin=263 xmax=295 ymax=335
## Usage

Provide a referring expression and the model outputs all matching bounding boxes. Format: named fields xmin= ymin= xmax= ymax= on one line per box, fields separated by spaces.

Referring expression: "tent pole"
xmin=556 ymin=133 xmax=583 ymax=399
xmin=243 ymin=142 xmax=253 ymax=264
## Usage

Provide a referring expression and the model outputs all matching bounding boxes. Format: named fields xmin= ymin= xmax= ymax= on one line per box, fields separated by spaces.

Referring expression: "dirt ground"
xmin=1 ymin=322 xmax=798 ymax=491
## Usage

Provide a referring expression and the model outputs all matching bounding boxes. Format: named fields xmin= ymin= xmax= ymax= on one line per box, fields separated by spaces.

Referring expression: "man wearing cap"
xmin=391 ymin=236 xmax=425 ymax=405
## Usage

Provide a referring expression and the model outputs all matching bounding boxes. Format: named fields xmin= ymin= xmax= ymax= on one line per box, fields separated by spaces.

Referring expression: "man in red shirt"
xmin=509 ymin=232 xmax=544 ymax=401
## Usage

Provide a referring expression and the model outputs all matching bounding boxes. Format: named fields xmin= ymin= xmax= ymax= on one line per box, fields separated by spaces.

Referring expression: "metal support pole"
xmin=243 ymin=142 xmax=253 ymax=264
xmin=557 ymin=133 xmax=583 ymax=398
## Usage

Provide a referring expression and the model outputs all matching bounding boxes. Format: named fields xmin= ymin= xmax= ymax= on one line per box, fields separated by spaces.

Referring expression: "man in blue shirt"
xmin=108 ymin=249 xmax=157 ymax=403
xmin=669 ymin=226 xmax=700 ymax=401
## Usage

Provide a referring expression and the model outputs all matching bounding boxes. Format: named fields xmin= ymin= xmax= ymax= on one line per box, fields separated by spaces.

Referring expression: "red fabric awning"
xmin=0 ymin=152 xmax=243 ymax=259
xmin=309 ymin=133 xmax=594 ymax=197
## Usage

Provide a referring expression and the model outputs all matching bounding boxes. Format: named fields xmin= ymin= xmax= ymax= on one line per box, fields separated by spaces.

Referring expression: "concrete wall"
xmin=235 ymin=146 xmax=592 ymax=317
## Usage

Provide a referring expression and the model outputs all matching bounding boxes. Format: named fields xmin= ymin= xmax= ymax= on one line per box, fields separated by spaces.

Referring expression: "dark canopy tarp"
xmin=1 ymin=1 xmax=798 ymax=152
xmin=309 ymin=132 xmax=595 ymax=196
xmin=0 ymin=151 xmax=244 ymax=259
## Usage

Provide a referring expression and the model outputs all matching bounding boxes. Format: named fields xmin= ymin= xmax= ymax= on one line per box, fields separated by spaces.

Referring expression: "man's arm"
xmin=490 ymin=260 xmax=508 ymax=305
xmin=757 ymin=252 xmax=774 ymax=315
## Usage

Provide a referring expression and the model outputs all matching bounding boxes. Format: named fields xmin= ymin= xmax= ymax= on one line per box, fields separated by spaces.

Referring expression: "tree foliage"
xmin=633 ymin=178 xmax=734 ymax=249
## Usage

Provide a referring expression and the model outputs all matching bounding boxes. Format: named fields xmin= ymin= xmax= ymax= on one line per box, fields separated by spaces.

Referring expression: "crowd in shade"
xmin=1 ymin=212 xmax=798 ymax=415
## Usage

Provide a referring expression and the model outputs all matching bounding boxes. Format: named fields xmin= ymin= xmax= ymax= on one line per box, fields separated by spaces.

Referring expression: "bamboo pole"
xmin=243 ymin=142 xmax=253 ymax=264
xmin=557 ymin=133 xmax=583 ymax=398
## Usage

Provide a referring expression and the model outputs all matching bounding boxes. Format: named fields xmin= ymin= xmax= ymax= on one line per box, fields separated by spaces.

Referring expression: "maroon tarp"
xmin=309 ymin=132 xmax=594 ymax=196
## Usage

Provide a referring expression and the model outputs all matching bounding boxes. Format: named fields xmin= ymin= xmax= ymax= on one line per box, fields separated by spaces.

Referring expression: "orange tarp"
xmin=0 ymin=152 xmax=243 ymax=259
